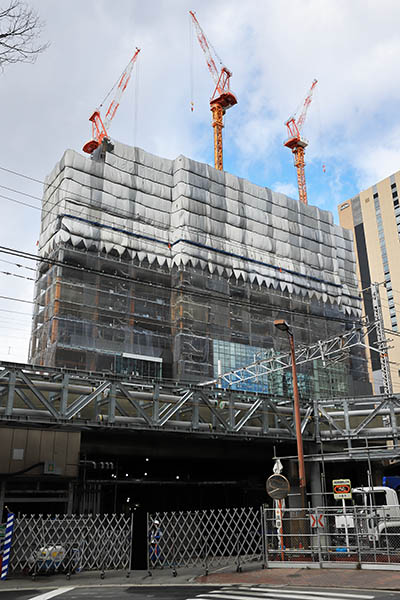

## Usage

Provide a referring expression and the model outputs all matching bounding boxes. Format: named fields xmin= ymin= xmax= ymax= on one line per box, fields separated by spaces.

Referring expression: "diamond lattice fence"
xmin=9 ymin=514 xmax=132 ymax=575
xmin=148 ymin=506 xmax=262 ymax=572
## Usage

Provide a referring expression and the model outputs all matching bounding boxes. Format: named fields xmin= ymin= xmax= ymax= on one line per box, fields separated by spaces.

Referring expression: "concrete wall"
xmin=0 ymin=427 xmax=80 ymax=477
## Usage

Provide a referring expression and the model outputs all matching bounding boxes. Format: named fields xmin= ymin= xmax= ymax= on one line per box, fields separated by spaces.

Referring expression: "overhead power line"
xmin=0 ymin=245 xmax=362 ymax=327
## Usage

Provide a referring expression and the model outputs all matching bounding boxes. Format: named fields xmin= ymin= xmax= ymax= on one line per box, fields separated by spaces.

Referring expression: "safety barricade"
xmin=4 ymin=514 xmax=133 ymax=579
xmin=147 ymin=506 xmax=263 ymax=575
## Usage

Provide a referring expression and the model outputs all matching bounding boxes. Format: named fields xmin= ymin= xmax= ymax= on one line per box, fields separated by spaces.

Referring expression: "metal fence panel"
xmin=8 ymin=514 xmax=132 ymax=576
xmin=263 ymin=505 xmax=316 ymax=566
xmin=263 ymin=504 xmax=400 ymax=570
xmin=148 ymin=506 xmax=262 ymax=573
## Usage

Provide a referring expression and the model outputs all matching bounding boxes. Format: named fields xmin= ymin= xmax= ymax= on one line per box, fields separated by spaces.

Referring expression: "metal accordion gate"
xmin=8 ymin=514 xmax=133 ymax=578
xmin=147 ymin=506 xmax=263 ymax=575
xmin=148 ymin=504 xmax=400 ymax=575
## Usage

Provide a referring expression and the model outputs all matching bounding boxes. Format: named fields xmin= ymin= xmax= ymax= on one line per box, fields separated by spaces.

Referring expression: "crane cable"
xmin=133 ymin=49 xmax=140 ymax=146
xmin=314 ymin=84 xmax=326 ymax=174
xmin=189 ymin=12 xmax=194 ymax=112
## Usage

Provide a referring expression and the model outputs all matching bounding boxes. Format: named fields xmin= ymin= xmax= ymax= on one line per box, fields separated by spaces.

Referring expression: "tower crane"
xmin=83 ymin=47 xmax=141 ymax=154
xmin=284 ymin=79 xmax=318 ymax=205
xmin=189 ymin=11 xmax=237 ymax=171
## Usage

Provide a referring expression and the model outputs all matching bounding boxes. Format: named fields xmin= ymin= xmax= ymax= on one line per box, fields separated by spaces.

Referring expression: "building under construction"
xmin=29 ymin=141 xmax=370 ymax=398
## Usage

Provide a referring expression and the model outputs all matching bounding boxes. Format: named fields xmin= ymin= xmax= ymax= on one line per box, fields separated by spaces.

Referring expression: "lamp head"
xmin=274 ymin=319 xmax=290 ymax=332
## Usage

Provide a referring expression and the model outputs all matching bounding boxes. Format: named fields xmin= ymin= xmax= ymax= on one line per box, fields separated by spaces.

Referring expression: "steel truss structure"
xmin=0 ymin=361 xmax=313 ymax=441
xmin=313 ymin=393 xmax=400 ymax=446
xmin=201 ymin=319 xmax=379 ymax=389
xmin=1 ymin=361 xmax=400 ymax=449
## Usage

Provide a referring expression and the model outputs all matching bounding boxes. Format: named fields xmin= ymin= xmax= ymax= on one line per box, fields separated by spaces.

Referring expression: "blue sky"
xmin=1 ymin=0 xmax=400 ymax=361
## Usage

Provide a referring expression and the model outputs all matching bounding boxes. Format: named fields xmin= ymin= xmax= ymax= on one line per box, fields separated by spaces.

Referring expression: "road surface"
xmin=1 ymin=585 xmax=400 ymax=600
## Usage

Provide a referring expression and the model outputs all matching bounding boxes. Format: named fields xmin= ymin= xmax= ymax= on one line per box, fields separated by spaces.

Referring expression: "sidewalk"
xmin=196 ymin=565 xmax=400 ymax=591
xmin=1 ymin=565 xmax=400 ymax=592
xmin=0 ymin=568 xmax=201 ymax=591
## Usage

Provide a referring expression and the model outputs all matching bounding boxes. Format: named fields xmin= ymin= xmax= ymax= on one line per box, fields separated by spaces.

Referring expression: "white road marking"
xmin=191 ymin=588 xmax=375 ymax=600
xmin=240 ymin=588 xmax=375 ymax=599
xmin=29 ymin=587 xmax=75 ymax=600
xmin=187 ymin=595 xmax=252 ymax=600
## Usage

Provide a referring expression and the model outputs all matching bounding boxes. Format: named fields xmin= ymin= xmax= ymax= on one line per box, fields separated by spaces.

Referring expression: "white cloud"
xmin=271 ymin=182 xmax=297 ymax=198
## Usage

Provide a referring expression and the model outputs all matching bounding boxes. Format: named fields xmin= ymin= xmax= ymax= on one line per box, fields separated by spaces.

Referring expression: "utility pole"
xmin=274 ymin=319 xmax=308 ymax=548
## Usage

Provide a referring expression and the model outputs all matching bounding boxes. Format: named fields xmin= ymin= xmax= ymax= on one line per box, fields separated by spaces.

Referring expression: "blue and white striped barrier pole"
xmin=1 ymin=512 xmax=15 ymax=580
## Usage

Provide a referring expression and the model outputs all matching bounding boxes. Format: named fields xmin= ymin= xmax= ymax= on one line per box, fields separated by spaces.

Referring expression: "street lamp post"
xmin=273 ymin=319 xmax=307 ymax=513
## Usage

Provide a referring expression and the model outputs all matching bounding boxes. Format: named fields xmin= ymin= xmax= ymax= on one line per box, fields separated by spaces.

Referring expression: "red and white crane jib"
xmin=296 ymin=78 xmax=318 ymax=135
xmin=189 ymin=11 xmax=235 ymax=106
xmin=83 ymin=47 xmax=141 ymax=155
xmin=103 ymin=47 xmax=141 ymax=132
xmin=285 ymin=78 xmax=318 ymax=143
xmin=189 ymin=10 xmax=220 ymax=90
xmin=189 ymin=10 xmax=237 ymax=170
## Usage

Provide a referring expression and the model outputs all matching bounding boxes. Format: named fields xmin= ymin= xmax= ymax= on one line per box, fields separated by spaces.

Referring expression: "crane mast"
xmin=284 ymin=79 xmax=318 ymax=205
xmin=83 ymin=47 xmax=141 ymax=154
xmin=189 ymin=11 xmax=237 ymax=171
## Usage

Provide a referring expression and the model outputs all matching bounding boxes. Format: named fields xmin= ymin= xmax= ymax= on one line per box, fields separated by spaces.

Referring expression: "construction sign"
xmin=333 ymin=478 xmax=352 ymax=500
xmin=310 ymin=514 xmax=325 ymax=528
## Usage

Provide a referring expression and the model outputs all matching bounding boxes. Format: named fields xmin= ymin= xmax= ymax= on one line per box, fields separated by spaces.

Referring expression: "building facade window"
xmin=374 ymin=192 xmax=398 ymax=331
xmin=392 ymin=183 xmax=400 ymax=239
xmin=212 ymin=339 xmax=348 ymax=398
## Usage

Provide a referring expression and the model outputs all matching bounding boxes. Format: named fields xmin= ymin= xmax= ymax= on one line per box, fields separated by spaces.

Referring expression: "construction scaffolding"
xmin=29 ymin=141 xmax=369 ymax=397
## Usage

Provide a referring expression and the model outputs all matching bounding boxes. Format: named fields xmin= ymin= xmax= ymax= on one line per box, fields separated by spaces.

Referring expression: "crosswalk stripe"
xmin=195 ymin=594 xmax=340 ymax=600
xmin=239 ymin=588 xmax=375 ymax=599
xmin=190 ymin=589 xmax=374 ymax=600
xmin=187 ymin=595 xmax=255 ymax=600
xmin=28 ymin=588 xmax=75 ymax=600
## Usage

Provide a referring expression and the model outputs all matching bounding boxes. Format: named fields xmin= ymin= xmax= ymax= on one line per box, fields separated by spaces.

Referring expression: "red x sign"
xmin=310 ymin=514 xmax=324 ymax=528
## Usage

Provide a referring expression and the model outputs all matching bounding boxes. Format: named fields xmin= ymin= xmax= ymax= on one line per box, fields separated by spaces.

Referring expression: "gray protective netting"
xmin=38 ymin=142 xmax=360 ymax=315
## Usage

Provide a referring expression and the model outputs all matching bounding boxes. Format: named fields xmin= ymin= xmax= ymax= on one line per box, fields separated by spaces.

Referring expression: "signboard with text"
xmin=332 ymin=478 xmax=352 ymax=500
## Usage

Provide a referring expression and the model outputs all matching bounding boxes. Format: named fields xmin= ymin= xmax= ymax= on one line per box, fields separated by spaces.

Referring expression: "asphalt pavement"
xmin=2 ymin=566 xmax=400 ymax=600
xmin=1 ymin=584 xmax=400 ymax=600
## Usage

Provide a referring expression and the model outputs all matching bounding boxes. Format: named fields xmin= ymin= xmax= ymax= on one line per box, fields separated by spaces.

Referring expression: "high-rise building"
xmin=338 ymin=172 xmax=400 ymax=394
xmin=29 ymin=141 xmax=370 ymax=398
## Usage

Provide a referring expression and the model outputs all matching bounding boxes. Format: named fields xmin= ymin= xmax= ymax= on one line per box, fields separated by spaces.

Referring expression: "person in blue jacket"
xmin=149 ymin=519 xmax=162 ymax=565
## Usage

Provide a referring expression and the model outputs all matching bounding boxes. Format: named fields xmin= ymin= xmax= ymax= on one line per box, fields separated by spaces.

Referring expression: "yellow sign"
xmin=333 ymin=478 xmax=352 ymax=500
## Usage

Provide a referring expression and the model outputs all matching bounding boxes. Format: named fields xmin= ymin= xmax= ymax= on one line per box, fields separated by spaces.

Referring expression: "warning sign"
xmin=333 ymin=478 xmax=352 ymax=500
xmin=310 ymin=514 xmax=325 ymax=528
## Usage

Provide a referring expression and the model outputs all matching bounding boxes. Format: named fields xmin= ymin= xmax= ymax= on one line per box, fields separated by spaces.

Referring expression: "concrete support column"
xmin=67 ymin=481 xmax=74 ymax=515
xmin=310 ymin=461 xmax=324 ymax=509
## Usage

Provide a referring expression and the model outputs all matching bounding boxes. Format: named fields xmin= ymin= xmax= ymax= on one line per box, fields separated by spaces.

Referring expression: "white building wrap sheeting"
xmin=39 ymin=141 xmax=360 ymax=316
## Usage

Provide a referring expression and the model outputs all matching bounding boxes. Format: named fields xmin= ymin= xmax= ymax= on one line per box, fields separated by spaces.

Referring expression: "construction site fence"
xmin=148 ymin=504 xmax=400 ymax=574
xmin=264 ymin=504 xmax=400 ymax=569
xmin=4 ymin=514 xmax=133 ymax=578
xmin=147 ymin=506 xmax=263 ymax=575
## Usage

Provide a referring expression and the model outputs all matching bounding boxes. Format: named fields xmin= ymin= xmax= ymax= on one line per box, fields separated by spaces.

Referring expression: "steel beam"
xmin=0 ymin=360 xmax=399 ymax=445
